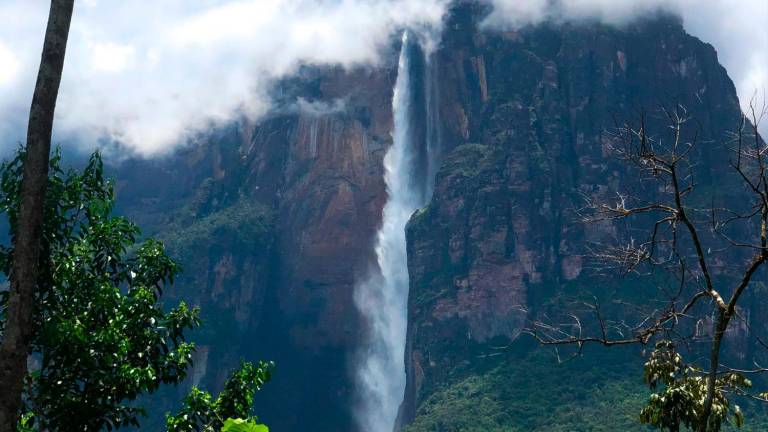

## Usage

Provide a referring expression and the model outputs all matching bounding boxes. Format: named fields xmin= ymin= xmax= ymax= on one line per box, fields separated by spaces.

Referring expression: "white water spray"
xmin=354 ymin=31 xmax=429 ymax=432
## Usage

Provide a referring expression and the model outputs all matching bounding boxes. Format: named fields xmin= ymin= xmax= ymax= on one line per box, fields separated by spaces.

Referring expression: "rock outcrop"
xmin=110 ymin=1 xmax=754 ymax=430
xmin=400 ymin=1 xmax=746 ymax=426
xmin=113 ymin=64 xmax=397 ymax=430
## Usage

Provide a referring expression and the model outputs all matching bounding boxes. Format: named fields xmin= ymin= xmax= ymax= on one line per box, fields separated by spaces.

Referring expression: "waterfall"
xmin=424 ymin=48 xmax=441 ymax=199
xmin=354 ymin=30 xmax=431 ymax=432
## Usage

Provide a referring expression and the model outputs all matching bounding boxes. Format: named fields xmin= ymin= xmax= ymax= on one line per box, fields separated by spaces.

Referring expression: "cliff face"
xmin=400 ymin=2 xmax=746 ymax=428
xmin=110 ymin=2 xmax=752 ymax=430
xmin=113 ymin=64 xmax=396 ymax=430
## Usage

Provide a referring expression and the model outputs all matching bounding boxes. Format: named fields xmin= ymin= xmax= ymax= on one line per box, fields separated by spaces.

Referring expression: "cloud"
xmin=292 ymin=98 xmax=348 ymax=117
xmin=88 ymin=42 xmax=136 ymax=73
xmin=481 ymin=0 xmax=550 ymax=28
xmin=0 ymin=1 xmax=765 ymax=156
xmin=0 ymin=40 xmax=21 ymax=86
xmin=485 ymin=0 xmax=768 ymax=134
xmin=0 ymin=0 xmax=447 ymax=156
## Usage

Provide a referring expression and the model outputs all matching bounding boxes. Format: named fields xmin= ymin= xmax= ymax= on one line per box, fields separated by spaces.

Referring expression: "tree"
xmin=528 ymin=100 xmax=768 ymax=431
xmin=0 ymin=1 xmax=75 ymax=429
xmin=166 ymin=361 xmax=273 ymax=432
xmin=0 ymin=149 xmax=200 ymax=430
xmin=0 ymin=149 xmax=274 ymax=431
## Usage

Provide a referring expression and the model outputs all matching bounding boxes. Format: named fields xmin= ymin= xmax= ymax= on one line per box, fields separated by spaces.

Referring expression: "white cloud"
xmin=559 ymin=0 xmax=669 ymax=23
xmin=0 ymin=0 xmax=447 ymax=156
xmin=89 ymin=42 xmax=135 ymax=73
xmin=481 ymin=0 xmax=549 ymax=28
xmin=676 ymin=0 xmax=768 ymax=124
xmin=293 ymin=98 xmax=348 ymax=117
xmin=0 ymin=40 xmax=21 ymax=86
xmin=485 ymin=0 xmax=768 ymax=133
xmin=0 ymin=0 xmax=765 ymax=156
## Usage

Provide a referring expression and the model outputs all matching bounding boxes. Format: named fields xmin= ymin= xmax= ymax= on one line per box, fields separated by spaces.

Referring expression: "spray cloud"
xmin=354 ymin=30 xmax=434 ymax=432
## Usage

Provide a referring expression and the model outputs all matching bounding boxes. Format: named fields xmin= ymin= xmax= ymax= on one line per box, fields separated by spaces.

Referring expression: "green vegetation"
xmin=220 ymin=418 xmax=269 ymax=432
xmin=404 ymin=347 xmax=648 ymax=432
xmin=640 ymin=341 xmax=749 ymax=431
xmin=0 ymin=149 xmax=272 ymax=431
xmin=441 ymin=143 xmax=503 ymax=180
xmin=0 ymin=149 xmax=199 ymax=430
xmin=160 ymin=199 xmax=274 ymax=264
xmin=404 ymin=345 xmax=768 ymax=432
xmin=167 ymin=361 xmax=272 ymax=432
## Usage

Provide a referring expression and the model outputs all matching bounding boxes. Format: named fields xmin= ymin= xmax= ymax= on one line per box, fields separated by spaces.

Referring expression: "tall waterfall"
xmin=354 ymin=31 xmax=432 ymax=432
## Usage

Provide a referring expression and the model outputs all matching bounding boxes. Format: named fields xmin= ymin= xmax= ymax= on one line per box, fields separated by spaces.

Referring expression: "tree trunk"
xmin=698 ymin=311 xmax=729 ymax=432
xmin=0 ymin=1 xmax=74 ymax=430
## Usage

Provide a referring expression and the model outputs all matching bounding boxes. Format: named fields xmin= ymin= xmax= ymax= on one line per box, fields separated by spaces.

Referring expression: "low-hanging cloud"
xmin=485 ymin=0 xmax=768 ymax=133
xmin=0 ymin=0 xmax=447 ymax=156
xmin=0 ymin=0 xmax=765 ymax=156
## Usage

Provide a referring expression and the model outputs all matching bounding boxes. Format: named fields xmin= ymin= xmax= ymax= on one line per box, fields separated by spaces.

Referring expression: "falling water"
xmin=354 ymin=31 xmax=431 ymax=432
xmin=423 ymin=48 xmax=441 ymax=198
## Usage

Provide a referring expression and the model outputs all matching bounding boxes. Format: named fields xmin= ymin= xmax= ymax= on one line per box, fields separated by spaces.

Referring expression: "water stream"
xmin=354 ymin=30 xmax=434 ymax=432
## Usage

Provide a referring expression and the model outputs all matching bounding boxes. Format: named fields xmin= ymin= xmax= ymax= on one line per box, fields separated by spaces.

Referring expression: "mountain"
xmin=108 ymin=1 xmax=757 ymax=430
xmin=112 ymin=62 xmax=397 ymax=430
xmin=398 ymin=2 xmax=755 ymax=430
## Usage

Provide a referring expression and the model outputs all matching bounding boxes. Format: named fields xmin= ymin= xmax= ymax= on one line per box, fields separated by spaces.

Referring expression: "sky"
xmin=0 ymin=0 xmax=765 ymax=156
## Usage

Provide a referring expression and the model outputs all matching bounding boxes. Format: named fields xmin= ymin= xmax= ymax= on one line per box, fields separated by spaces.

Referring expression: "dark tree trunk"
xmin=0 ymin=1 xmax=74 ymax=430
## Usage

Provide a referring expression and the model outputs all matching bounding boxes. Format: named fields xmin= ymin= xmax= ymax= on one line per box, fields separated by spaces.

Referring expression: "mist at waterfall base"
xmin=353 ymin=31 xmax=437 ymax=432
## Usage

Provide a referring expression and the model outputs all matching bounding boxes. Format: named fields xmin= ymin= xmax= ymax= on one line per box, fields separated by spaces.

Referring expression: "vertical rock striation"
xmin=110 ymin=2 xmax=756 ymax=430
xmin=400 ymin=2 xmax=748 ymax=427
xmin=114 ymin=63 xmax=397 ymax=431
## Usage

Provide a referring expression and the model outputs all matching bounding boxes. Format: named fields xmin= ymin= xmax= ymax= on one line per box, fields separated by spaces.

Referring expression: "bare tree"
xmin=528 ymin=98 xmax=768 ymax=431
xmin=0 ymin=1 xmax=75 ymax=430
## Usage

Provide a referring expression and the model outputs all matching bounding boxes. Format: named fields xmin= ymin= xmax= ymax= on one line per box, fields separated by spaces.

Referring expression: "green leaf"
xmin=0 ymin=148 xmax=202 ymax=430
xmin=221 ymin=418 xmax=269 ymax=432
